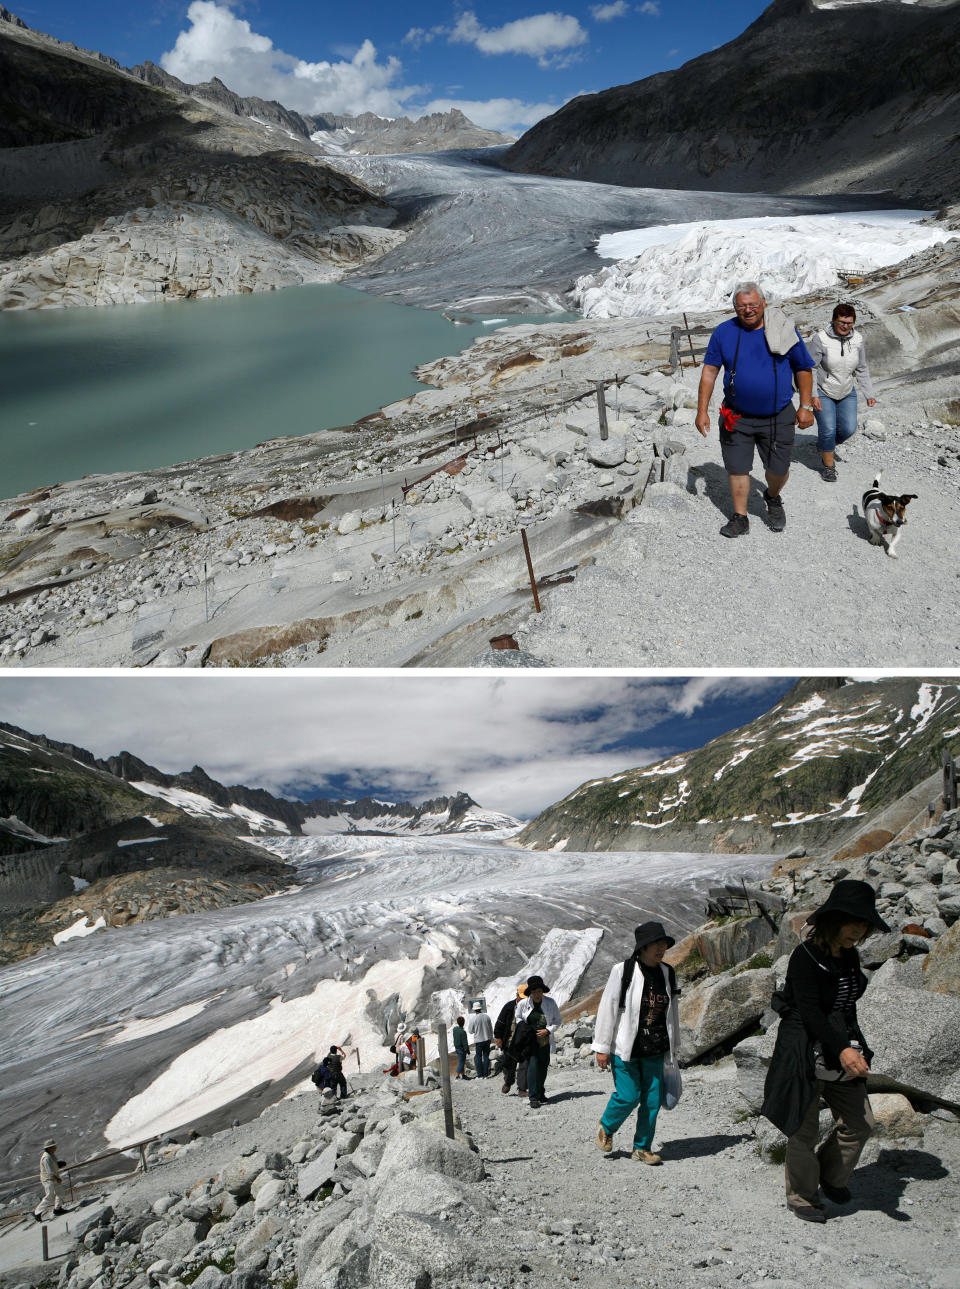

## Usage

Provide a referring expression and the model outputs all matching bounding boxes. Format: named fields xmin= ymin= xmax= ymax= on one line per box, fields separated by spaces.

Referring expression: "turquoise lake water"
xmin=0 ymin=284 xmax=575 ymax=499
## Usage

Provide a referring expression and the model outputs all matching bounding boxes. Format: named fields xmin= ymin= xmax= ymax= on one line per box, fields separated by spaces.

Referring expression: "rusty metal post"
xmin=436 ymin=1023 xmax=455 ymax=1141
xmin=683 ymin=312 xmax=699 ymax=367
xmin=520 ymin=529 xmax=541 ymax=613
xmin=41 ymin=1225 xmax=49 ymax=1261
xmin=595 ymin=381 xmax=608 ymax=440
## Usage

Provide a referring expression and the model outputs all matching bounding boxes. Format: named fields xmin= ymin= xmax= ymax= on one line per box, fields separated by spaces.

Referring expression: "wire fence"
xmin=6 ymin=366 xmax=674 ymax=660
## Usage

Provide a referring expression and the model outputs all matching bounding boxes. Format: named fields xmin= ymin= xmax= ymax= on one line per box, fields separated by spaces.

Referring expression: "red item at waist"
xmin=719 ymin=404 xmax=742 ymax=433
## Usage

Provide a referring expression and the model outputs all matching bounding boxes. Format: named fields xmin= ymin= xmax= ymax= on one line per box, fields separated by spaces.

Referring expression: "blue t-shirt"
xmin=703 ymin=318 xmax=814 ymax=417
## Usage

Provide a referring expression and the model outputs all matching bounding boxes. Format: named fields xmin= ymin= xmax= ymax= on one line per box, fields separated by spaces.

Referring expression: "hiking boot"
xmin=763 ymin=489 xmax=786 ymax=531
xmin=528 ymin=1098 xmax=542 ymax=1109
xmin=820 ymin=1181 xmax=851 ymax=1204
xmin=33 ymin=1213 xmax=42 ymax=1223
xmin=52 ymin=1208 xmax=66 ymax=1216
xmin=596 ymin=1122 xmax=613 ymax=1153
xmin=790 ymin=1204 xmax=826 ymax=1224
xmin=501 ymin=1082 xmax=511 ymax=1093
xmin=720 ymin=513 xmax=749 ymax=539
xmin=632 ymin=1150 xmax=662 ymax=1165
xmin=820 ymin=466 xmax=837 ymax=482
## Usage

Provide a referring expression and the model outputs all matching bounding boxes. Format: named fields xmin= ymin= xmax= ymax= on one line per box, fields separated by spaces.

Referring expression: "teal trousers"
xmin=600 ymin=1054 xmax=664 ymax=1150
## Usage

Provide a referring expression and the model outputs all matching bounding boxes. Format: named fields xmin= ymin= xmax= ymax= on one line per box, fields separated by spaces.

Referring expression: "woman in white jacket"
xmin=592 ymin=922 xmax=681 ymax=1165
xmin=807 ymin=303 xmax=876 ymax=482
xmin=514 ymin=974 xmax=562 ymax=1108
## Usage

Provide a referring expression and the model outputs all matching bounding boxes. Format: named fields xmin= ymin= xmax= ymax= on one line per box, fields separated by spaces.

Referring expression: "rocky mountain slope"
xmin=307 ymin=108 xmax=509 ymax=154
xmin=0 ymin=720 xmax=517 ymax=963
xmin=519 ymin=677 xmax=960 ymax=854
xmin=0 ymin=11 xmax=401 ymax=309
xmin=502 ymin=0 xmax=960 ymax=206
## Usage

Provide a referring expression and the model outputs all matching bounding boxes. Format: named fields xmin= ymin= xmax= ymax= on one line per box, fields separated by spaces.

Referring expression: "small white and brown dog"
xmin=861 ymin=474 xmax=917 ymax=558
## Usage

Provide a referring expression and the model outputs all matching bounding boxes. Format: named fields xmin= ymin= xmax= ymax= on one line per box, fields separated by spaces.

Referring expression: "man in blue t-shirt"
xmin=695 ymin=282 xmax=815 ymax=538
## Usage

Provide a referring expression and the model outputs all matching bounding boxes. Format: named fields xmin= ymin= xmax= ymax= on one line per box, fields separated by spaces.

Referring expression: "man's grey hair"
xmin=732 ymin=280 xmax=765 ymax=304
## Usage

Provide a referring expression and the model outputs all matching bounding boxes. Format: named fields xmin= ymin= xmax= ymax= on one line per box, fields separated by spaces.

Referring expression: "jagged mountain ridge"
xmin=501 ymin=0 xmax=960 ymax=206
xmin=519 ymin=678 xmax=960 ymax=854
xmin=0 ymin=721 xmax=513 ymax=844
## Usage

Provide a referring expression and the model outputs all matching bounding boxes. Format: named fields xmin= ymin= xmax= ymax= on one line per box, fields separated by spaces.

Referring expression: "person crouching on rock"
xmin=593 ymin=922 xmax=681 ymax=1165
xmin=514 ymin=975 xmax=561 ymax=1108
xmin=33 ymin=1139 xmax=67 ymax=1221
xmin=761 ymin=880 xmax=887 ymax=1223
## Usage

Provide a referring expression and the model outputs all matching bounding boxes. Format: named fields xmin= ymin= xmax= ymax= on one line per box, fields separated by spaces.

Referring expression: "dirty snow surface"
xmin=0 ymin=834 xmax=772 ymax=1174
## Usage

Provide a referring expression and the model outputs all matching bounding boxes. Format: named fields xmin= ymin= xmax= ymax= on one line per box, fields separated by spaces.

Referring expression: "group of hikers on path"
xmin=31 ymin=881 xmax=888 ymax=1228
xmin=449 ymin=880 xmax=889 ymax=1224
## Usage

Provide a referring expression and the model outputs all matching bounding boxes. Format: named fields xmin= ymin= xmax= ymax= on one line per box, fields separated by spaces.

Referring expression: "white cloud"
xmin=0 ymin=676 xmax=789 ymax=820
xmin=161 ymin=1 xmax=420 ymax=117
xmin=450 ymin=10 xmax=588 ymax=66
xmin=590 ymin=2 xmax=629 ymax=20
xmin=638 ymin=2 xmax=661 ymax=14
xmin=417 ymin=96 xmax=562 ymax=133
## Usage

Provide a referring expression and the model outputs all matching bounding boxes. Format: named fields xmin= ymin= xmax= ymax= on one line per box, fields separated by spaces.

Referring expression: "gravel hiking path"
xmin=455 ymin=1058 xmax=960 ymax=1289
xmin=518 ymin=422 xmax=960 ymax=669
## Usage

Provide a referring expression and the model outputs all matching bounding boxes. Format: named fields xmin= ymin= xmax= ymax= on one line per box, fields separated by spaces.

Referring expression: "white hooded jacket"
xmin=592 ymin=958 xmax=680 ymax=1064
xmin=515 ymin=993 xmax=562 ymax=1053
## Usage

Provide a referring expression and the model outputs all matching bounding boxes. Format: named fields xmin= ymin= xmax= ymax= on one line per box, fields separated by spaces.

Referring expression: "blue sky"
xmin=1 ymin=674 xmax=796 ymax=817
xmin=14 ymin=0 xmax=774 ymax=132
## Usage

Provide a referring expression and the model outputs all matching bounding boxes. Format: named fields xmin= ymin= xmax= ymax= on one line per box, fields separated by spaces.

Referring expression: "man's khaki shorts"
xmin=719 ymin=405 xmax=796 ymax=476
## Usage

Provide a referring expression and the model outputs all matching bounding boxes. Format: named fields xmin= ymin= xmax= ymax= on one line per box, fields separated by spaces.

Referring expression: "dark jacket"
xmin=761 ymin=941 xmax=871 ymax=1137
xmin=494 ymin=997 xmax=518 ymax=1046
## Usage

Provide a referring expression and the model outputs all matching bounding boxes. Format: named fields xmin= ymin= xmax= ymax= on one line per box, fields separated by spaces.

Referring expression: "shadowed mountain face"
xmin=519 ymin=678 xmax=960 ymax=854
xmin=502 ymin=0 xmax=960 ymax=205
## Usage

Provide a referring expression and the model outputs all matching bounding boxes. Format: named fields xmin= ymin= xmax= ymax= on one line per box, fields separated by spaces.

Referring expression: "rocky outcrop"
xmin=520 ymin=678 xmax=960 ymax=854
xmin=501 ymin=0 xmax=960 ymax=206
xmin=0 ymin=15 xmax=402 ymax=310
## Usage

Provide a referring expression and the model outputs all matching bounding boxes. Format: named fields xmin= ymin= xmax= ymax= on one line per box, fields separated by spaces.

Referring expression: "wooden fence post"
xmin=595 ymin=381 xmax=608 ymax=440
xmin=436 ymin=1023 xmax=455 ymax=1141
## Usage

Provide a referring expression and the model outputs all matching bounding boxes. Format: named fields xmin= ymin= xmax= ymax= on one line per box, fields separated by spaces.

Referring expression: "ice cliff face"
xmin=501 ymin=0 xmax=960 ymax=205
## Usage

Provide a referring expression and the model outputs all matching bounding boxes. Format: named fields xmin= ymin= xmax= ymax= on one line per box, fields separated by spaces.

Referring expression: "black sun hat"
xmin=526 ymin=975 xmax=550 ymax=992
xmin=634 ymin=921 xmax=676 ymax=950
xmin=809 ymin=880 xmax=889 ymax=934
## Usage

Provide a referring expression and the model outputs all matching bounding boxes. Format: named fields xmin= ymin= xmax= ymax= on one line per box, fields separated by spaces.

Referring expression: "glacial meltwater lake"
xmin=0 ymin=283 xmax=575 ymax=500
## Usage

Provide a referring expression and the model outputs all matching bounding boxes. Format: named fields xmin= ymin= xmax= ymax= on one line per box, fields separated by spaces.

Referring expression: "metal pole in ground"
xmin=436 ymin=1023 xmax=455 ymax=1141
xmin=392 ymin=499 xmax=397 ymax=553
xmin=41 ymin=1225 xmax=49 ymax=1261
xmin=521 ymin=528 xmax=541 ymax=613
xmin=203 ymin=563 xmax=209 ymax=623
xmin=595 ymin=381 xmax=608 ymax=440
xmin=139 ymin=1144 xmax=148 ymax=1173
xmin=380 ymin=468 xmax=385 ymax=517
xmin=416 ymin=1032 xmax=425 ymax=1086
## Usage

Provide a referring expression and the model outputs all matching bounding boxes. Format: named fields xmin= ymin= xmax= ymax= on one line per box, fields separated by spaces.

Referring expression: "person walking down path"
xmin=761 ymin=880 xmax=888 ymax=1224
xmin=696 ymin=281 xmax=816 ymax=538
xmin=468 ymin=1002 xmax=494 ymax=1078
xmin=325 ymin=1045 xmax=349 ymax=1098
xmin=495 ymin=984 xmax=529 ymax=1096
xmin=33 ymin=1139 xmax=67 ymax=1221
xmin=807 ymin=303 xmax=877 ymax=482
xmin=515 ymin=975 xmax=562 ymax=1109
xmin=452 ymin=1016 xmax=470 ymax=1079
xmin=593 ymin=922 xmax=682 ymax=1165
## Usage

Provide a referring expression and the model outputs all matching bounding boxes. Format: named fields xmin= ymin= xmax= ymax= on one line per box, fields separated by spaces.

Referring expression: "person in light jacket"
xmin=592 ymin=922 xmax=681 ymax=1165
xmin=807 ymin=303 xmax=876 ymax=482
xmin=33 ymin=1139 xmax=67 ymax=1221
xmin=467 ymin=1002 xmax=494 ymax=1078
xmin=513 ymin=975 xmax=562 ymax=1108
xmin=761 ymin=880 xmax=886 ymax=1223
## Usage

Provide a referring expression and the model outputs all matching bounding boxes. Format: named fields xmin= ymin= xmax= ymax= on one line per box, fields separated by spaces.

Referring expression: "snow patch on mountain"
xmin=574 ymin=211 xmax=952 ymax=318
xmin=104 ymin=999 xmax=214 ymax=1047
xmin=129 ymin=781 xmax=288 ymax=833
xmin=54 ymin=914 xmax=107 ymax=945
